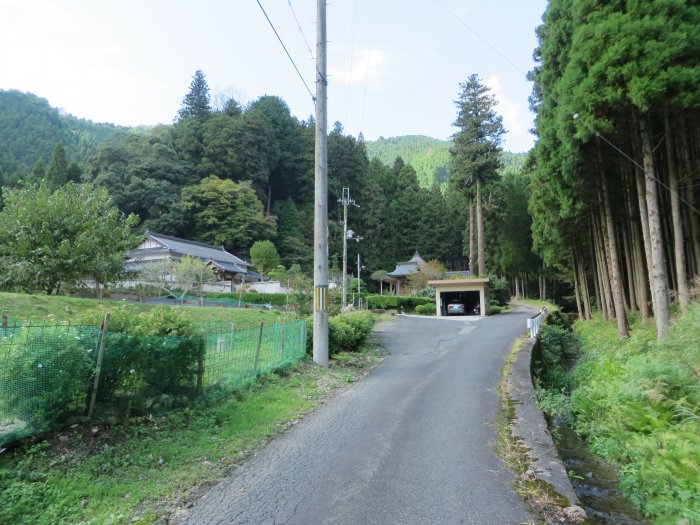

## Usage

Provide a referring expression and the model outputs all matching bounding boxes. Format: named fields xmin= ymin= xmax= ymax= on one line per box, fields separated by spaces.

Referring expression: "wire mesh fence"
xmin=145 ymin=295 xmax=281 ymax=310
xmin=202 ymin=322 xmax=307 ymax=392
xmin=0 ymin=318 xmax=307 ymax=447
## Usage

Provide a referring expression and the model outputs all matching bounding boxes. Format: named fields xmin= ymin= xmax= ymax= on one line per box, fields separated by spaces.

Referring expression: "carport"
xmin=428 ymin=278 xmax=491 ymax=316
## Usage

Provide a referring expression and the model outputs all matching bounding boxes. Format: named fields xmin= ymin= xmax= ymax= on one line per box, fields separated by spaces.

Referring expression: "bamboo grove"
xmin=528 ymin=0 xmax=700 ymax=340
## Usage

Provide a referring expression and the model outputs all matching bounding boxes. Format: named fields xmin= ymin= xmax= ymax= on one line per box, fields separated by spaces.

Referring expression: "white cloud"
xmin=485 ymin=75 xmax=532 ymax=152
xmin=329 ymin=47 xmax=386 ymax=87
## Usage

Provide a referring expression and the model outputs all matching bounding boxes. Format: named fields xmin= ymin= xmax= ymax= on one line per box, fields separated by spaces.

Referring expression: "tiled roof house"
xmin=126 ymin=232 xmax=260 ymax=282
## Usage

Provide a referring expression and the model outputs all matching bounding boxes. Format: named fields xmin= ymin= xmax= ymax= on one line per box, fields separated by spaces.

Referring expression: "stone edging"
xmin=507 ymin=336 xmax=587 ymax=521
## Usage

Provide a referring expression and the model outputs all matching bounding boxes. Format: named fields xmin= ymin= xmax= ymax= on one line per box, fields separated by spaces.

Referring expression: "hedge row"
xmin=366 ymin=295 xmax=433 ymax=311
xmin=204 ymin=291 xmax=288 ymax=306
xmin=306 ymin=311 xmax=376 ymax=355
xmin=415 ymin=303 xmax=437 ymax=315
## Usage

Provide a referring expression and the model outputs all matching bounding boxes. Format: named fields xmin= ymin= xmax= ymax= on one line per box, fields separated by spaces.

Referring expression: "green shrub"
xmin=532 ymin=324 xmax=578 ymax=393
xmin=0 ymin=327 xmax=98 ymax=433
xmin=487 ymin=275 xmax=510 ymax=306
xmin=541 ymin=305 xmax=700 ymax=523
xmin=306 ymin=311 xmax=375 ymax=355
xmin=415 ymin=303 xmax=436 ymax=315
xmin=366 ymin=295 xmax=399 ymax=309
xmin=77 ymin=305 xmax=202 ymax=402
xmin=366 ymin=295 xmax=431 ymax=311
xmin=204 ymin=292 xmax=288 ymax=306
xmin=489 ymin=304 xmax=502 ymax=315
xmin=409 ymin=286 xmax=436 ymax=299
xmin=330 ymin=311 xmax=374 ymax=353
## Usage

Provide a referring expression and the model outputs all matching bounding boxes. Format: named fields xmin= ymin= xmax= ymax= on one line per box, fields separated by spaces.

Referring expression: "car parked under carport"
xmin=428 ymin=278 xmax=491 ymax=316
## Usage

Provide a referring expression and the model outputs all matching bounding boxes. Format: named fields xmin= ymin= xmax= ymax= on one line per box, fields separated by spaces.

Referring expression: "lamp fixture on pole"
xmin=339 ymin=187 xmax=359 ymax=307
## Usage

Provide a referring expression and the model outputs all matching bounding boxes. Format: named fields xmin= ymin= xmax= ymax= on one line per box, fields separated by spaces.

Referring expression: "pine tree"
xmin=46 ymin=143 xmax=68 ymax=189
xmin=450 ymin=75 xmax=505 ymax=276
xmin=177 ymin=70 xmax=212 ymax=121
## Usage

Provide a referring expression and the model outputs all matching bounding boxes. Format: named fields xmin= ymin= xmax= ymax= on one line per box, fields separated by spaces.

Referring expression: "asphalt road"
xmin=180 ymin=307 xmax=535 ymax=525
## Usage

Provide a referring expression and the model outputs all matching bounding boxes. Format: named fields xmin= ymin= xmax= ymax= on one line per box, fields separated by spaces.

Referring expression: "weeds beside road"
xmin=0 ymin=346 xmax=385 ymax=525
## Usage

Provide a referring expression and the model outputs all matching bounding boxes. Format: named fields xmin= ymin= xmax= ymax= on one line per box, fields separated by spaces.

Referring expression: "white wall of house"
xmin=240 ymin=281 xmax=289 ymax=294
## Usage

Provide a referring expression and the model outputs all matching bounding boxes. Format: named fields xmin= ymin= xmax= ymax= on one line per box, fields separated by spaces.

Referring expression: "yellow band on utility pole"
xmin=315 ymin=285 xmax=328 ymax=311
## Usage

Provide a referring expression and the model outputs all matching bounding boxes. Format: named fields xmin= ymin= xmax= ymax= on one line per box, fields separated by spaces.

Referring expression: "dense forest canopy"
xmin=0 ymin=90 xmax=128 ymax=185
xmin=0 ymin=77 xmax=538 ymax=294
xmin=528 ymin=0 xmax=700 ymax=339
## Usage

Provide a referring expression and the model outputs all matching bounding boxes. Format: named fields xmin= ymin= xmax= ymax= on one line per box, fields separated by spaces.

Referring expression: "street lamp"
xmin=339 ymin=188 xmax=359 ymax=307
xmin=356 ymin=253 xmax=366 ymax=308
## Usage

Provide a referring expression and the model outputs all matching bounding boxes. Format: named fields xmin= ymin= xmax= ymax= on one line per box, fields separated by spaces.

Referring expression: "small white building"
xmin=428 ymin=278 xmax=491 ymax=316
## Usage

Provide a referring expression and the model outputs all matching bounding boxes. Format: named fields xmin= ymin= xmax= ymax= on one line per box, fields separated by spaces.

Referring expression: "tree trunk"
xmin=624 ymin=167 xmax=651 ymax=320
xmin=266 ymin=185 xmax=272 ymax=215
xmin=589 ymin=237 xmax=602 ymax=319
xmin=640 ymin=116 xmax=671 ymax=340
xmin=665 ymin=108 xmax=689 ymax=310
xmin=579 ymin=245 xmax=592 ymax=320
xmin=621 ymin=220 xmax=637 ymax=312
xmin=469 ymin=198 xmax=475 ymax=275
xmin=680 ymin=121 xmax=700 ymax=277
xmin=476 ymin=179 xmax=485 ymax=276
xmin=539 ymin=262 xmax=546 ymax=301
xmin=573 ymin=249 xmax=584 ymax=321
xmin=593 ymin=214 xmax=612 ymax=321
xmin=599 ymin=148 xmax=629 ymax=337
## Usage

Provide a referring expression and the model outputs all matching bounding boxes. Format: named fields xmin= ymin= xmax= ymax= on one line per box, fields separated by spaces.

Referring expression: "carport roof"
xmin=428 ymin=278 xmax=490 ymax=286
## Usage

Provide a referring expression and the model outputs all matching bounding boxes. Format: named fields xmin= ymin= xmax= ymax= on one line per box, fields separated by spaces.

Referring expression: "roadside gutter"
xmin=507 ymin=336 xmax=587 ymax=522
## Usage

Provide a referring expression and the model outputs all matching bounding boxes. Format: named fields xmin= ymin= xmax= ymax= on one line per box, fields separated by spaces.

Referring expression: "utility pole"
xmin=313 ymin=0 xmax=329 ymax=367
xmin=339 ymin=187 xmax=358 ymax=307
xmin=357 ymin=253 xmax=363 ymax=309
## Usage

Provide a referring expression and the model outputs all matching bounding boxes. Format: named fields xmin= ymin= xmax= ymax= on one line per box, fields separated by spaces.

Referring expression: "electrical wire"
xmin=287 ymin=0 xmax=315 ymax=62
xmin=359 ymin=0 xmax=377 ymax=134
xmin=256 ymin=0 xmax=316 ymax=103
xmin=433 ymin=0 xmax=700 ymax=217
xmin=343 ymin=0 xmax=360 ymax=129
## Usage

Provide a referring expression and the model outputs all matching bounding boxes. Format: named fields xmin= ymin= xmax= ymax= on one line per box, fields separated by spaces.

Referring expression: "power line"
xmin=576 ymin=116 xmax=700 ymax=216
xmin=256 ymin=0 xmax=316 ymax=102
xmin=287 ymin=0 xmax=315 ymax=62
xmin=359 ymin=0 xmax=377 ymax=134
xmin=343 ymin=0 xmax=360 ymax=128
xmin=434 ymin=0 xmax=527 ymax=77
xmin=433 ymin=0 xmax=699 ymax=217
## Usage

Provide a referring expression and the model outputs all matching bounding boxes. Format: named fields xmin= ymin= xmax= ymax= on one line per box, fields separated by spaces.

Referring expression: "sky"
xmin=0 ymin=0 xmax=547 ymax=153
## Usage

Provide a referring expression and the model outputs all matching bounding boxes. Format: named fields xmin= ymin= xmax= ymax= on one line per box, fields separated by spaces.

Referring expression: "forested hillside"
xmin=365 ymin=135 xmax=452 ymax=187
xmin=0 ymin=79 xmax=538 ymax=289
xmin=0 ymin=90 xmax=128 ymax=184
xmin=366 ymin=135 xmax=527 ymax=188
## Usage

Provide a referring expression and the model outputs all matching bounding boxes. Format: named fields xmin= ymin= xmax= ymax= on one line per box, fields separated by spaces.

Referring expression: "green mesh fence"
xmin=179 ymin=294 xmax=278 ymax=309
xmin=0 ymin=323 xmax=102 ymax=446
xmin=0 ymin=320 xmax=307 ymax=446
xmin=202 ymin=321 xmax=307 ymax=392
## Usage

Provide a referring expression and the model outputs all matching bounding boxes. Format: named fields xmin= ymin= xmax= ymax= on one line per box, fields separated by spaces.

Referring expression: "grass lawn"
xmin=0 ymin=292 xmax=289 ymax=329
xmin=0 ymin=346 xmax=386 ymax=525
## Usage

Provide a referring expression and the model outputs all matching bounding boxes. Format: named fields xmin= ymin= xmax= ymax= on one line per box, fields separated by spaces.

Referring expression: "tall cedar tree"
xmin=450 ymin=75 xmax=505 ymax=276
xmin=177 ymin=70 xmax=212 ymax=121
xmin=529 ymin=0 xmax=700 ymax=340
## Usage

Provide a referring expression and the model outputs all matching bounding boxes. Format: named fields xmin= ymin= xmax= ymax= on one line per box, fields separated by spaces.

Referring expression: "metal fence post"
xmin=253 ymin=321 xmax=264 ymax=375
xmin=87 ymin=312 xmax=110 ymax=419
xmin=280 ymin=323 xmax=286 ymax=356
xmin=196 ymin=332 xmax=206 ymax=396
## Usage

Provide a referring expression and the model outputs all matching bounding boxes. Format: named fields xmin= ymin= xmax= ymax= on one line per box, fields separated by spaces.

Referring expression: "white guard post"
xmin=527 ymin=307 xmax=548 ymax=338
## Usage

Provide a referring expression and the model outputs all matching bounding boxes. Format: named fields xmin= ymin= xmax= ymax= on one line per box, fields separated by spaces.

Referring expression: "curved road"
xmin=181 ymin=307 xmax=535 ymax=525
